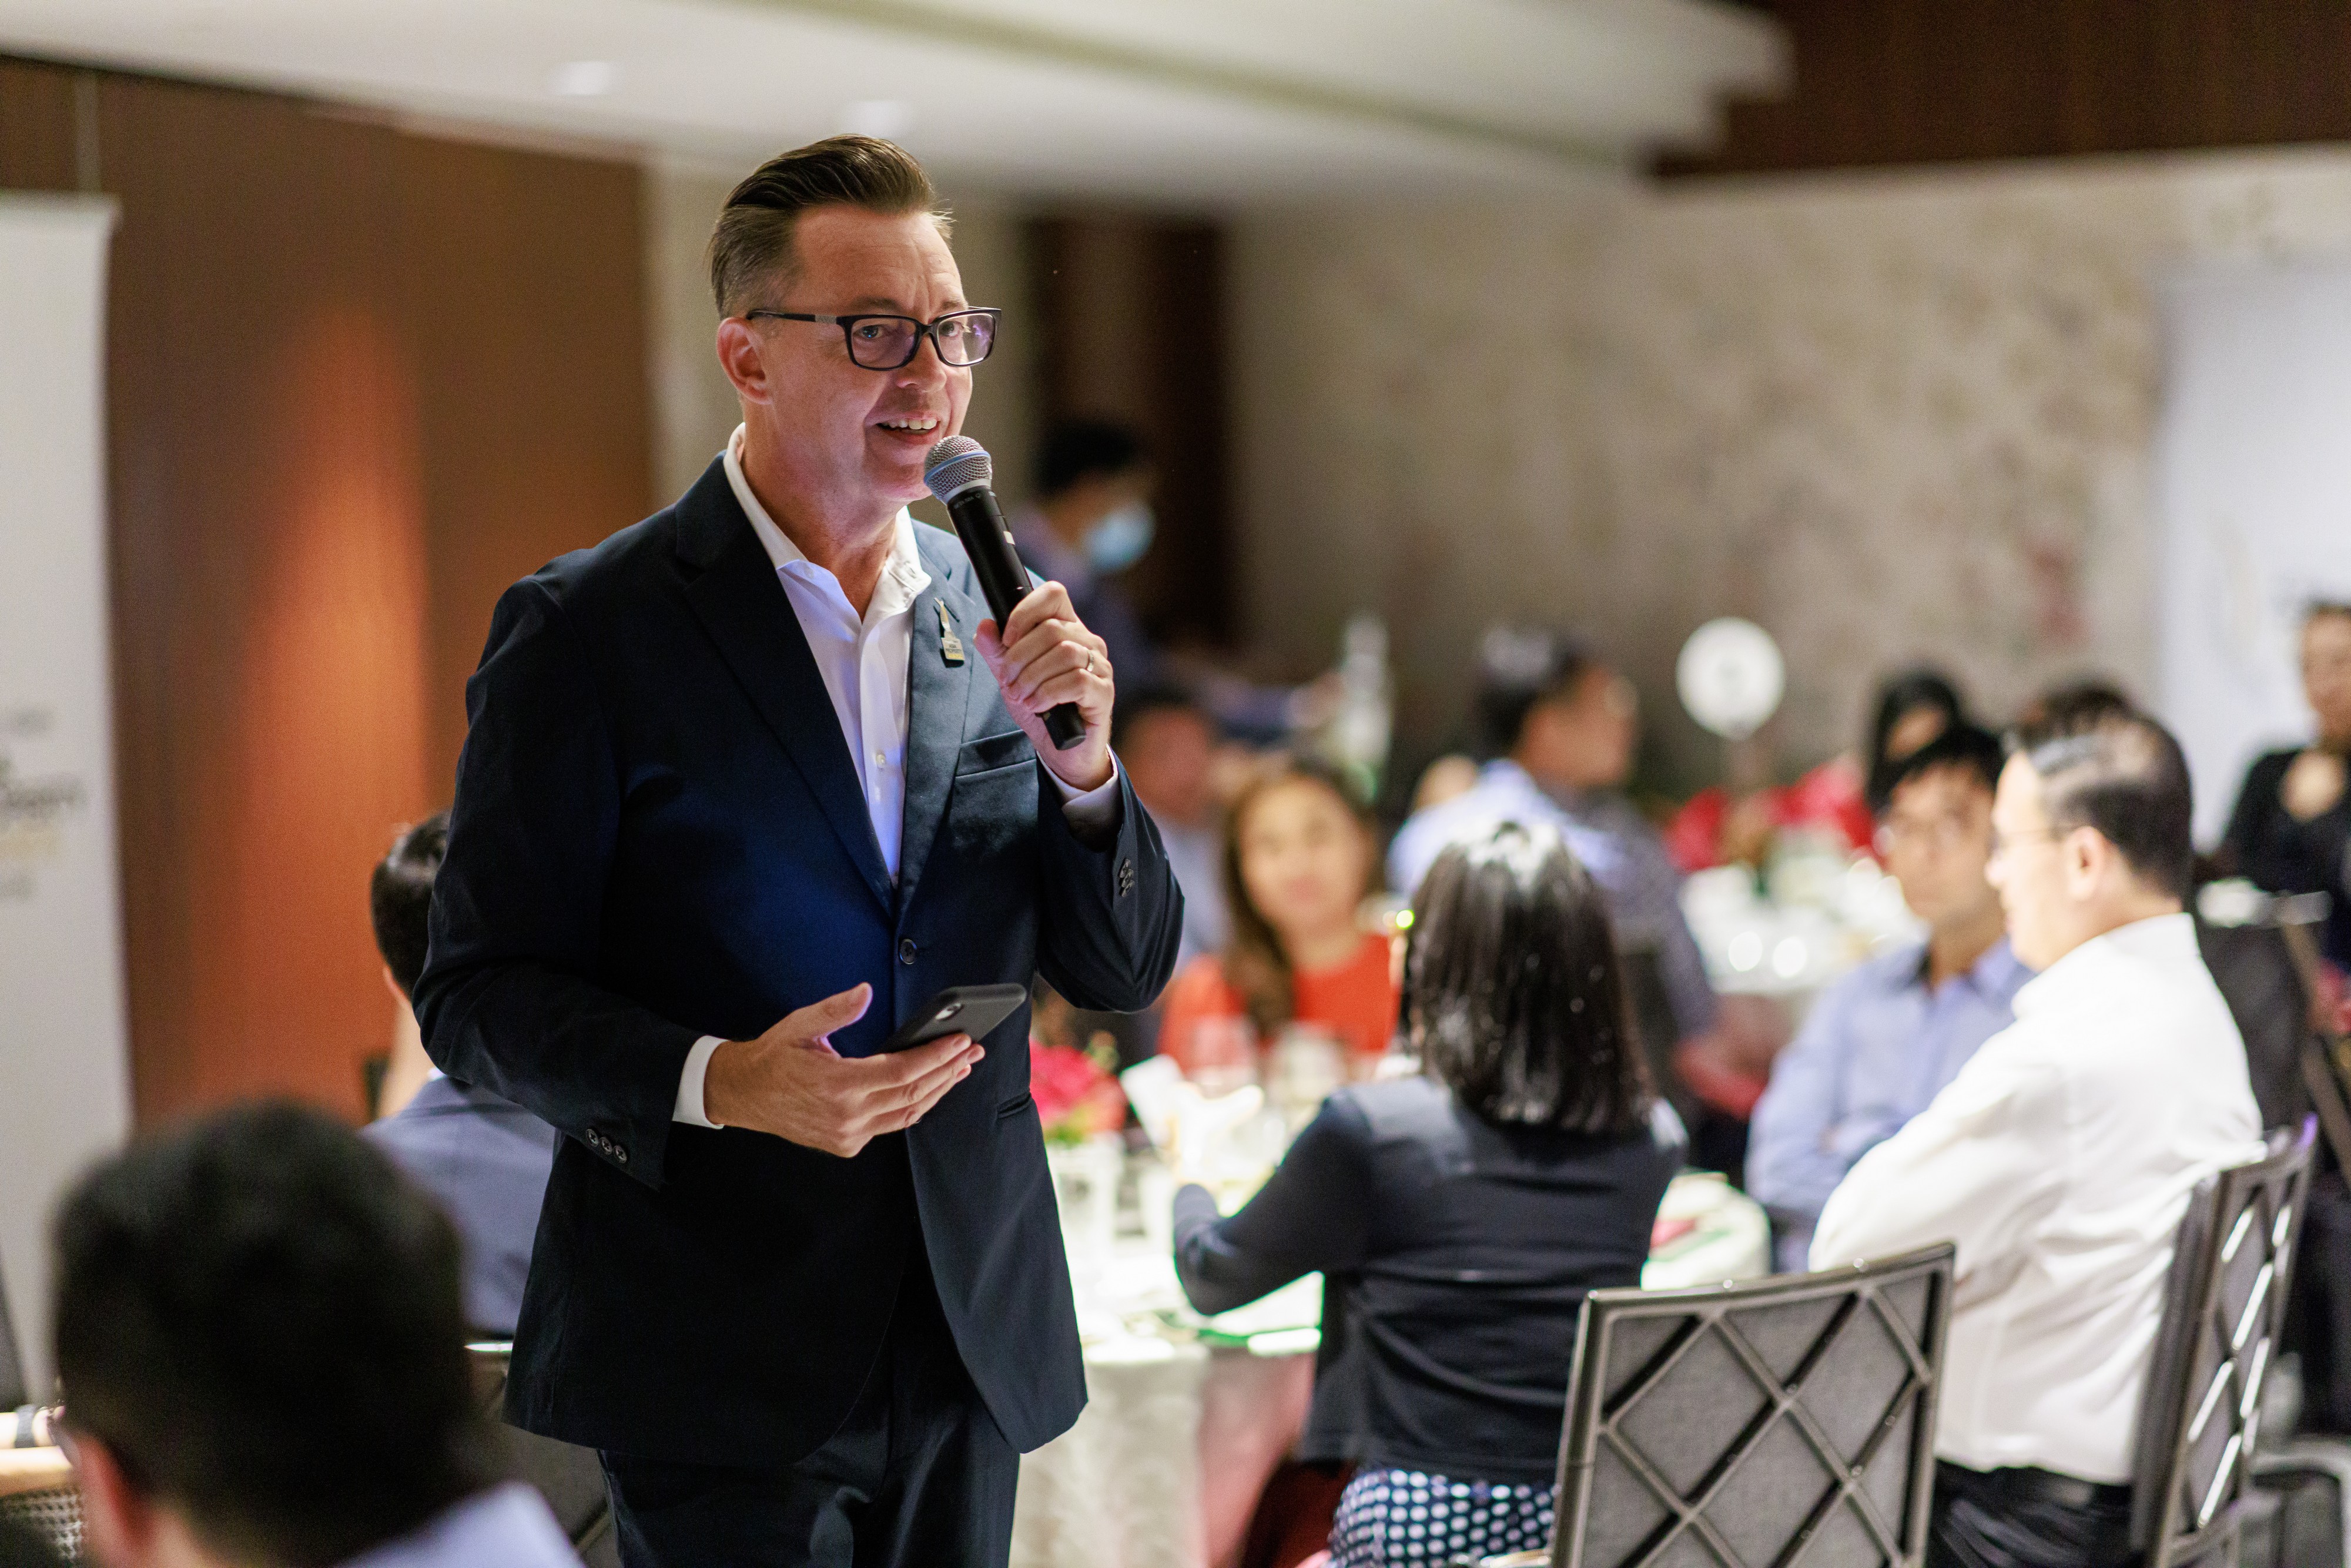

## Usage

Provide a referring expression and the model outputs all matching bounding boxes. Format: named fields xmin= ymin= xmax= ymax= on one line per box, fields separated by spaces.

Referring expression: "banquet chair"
xmin=2128 ymin=1118 xmax=2318 ymax=1568
xmin=1464 ymin=1242 xmax=1954 ymax=1568
xmin=465 ymin=1341 xmax=619 ymax=1568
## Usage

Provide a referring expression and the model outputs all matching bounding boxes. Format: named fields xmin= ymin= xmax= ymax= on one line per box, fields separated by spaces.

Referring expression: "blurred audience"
xmin=1174 ymin=824 xmax=1684 ymax=1568
xmin=1115 ymin=686 xmax=1229 ymax=967
xmin=1013 ymin=417 xmax=1296 ymax=739
xmin=51 ymin=1103 xmax=574 ymax=1568
xmin=1747 ymin=724 xmax=2025 ymax=1269
xmin=1864 ymin=666 xmax=1967 ymax=813
xmin=1157 ymin=757 xmax=1396 ymax=1075
xmin=2221 ymin=600 xmax=2351 ymax=969
xmin=361 ymin=813 xmax=556 ymax=1338
xmin=1813 ymin=711 xmax=2262 ymax=1568
xmin=1390 ymin=626 xmax=1716 ymax=1051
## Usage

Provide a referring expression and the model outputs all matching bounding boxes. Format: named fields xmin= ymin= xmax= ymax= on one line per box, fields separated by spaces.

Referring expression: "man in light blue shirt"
xmin=1390 ymin=628 xmax=1719 ymax=1048
xmin=1750 ymin=723 xmax=2028 ymax=1269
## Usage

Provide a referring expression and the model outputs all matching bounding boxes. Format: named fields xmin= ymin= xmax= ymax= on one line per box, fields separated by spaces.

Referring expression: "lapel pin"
xmin=936 ymin=600 xmax=965 ymax=666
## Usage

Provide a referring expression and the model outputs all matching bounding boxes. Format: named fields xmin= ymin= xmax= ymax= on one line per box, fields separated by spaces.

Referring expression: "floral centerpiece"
xmin=1029 ymin=1036 xmax=1127 ymax=1147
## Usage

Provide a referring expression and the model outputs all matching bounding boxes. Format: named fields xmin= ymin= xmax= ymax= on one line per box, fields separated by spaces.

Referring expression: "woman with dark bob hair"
xmin=1173 ymin=822 xmax=1686 ymax=1568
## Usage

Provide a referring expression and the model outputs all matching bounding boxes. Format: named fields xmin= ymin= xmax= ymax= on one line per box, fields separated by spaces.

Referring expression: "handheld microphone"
xmin=923 ymin=437 xmax=1087 ymax=751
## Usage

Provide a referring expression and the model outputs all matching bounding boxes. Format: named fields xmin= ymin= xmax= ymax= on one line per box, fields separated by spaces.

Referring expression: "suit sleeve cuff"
xmin=1048 ymin=755 xmax=1124 ymax=839
xmin=674 ymin=1035 xmax=726 ymax=1128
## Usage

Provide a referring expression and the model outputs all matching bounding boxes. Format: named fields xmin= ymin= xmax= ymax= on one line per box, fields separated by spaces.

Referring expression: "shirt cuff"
xmin=1048 ymin=754 xmax=1123 ymax=834
xmin=674 ymin=1035 xmax=726 ymax=1128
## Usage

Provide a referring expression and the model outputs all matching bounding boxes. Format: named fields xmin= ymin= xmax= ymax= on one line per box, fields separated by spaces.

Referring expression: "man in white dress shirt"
xmin=1813 ymin=710 xmax=2262 ymax=1568
xmin=52 ymin=1104 xmax=577 ymax=1568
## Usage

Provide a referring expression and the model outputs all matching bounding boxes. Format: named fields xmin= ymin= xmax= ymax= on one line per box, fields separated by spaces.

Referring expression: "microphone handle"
xmin=944 ymin=487 xmax=1089 ymax=751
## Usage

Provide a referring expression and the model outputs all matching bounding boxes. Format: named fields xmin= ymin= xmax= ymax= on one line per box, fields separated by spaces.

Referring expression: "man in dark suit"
xmin=413 ymin=136 xmax=1183 ymax=1567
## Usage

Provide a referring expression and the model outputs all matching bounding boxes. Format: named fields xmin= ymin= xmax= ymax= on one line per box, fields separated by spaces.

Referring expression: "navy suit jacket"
xmin=414 ymin=457 xmax=1183 ymax=1465
xmin=362 ymin=1074 xmax=558 ymax=1337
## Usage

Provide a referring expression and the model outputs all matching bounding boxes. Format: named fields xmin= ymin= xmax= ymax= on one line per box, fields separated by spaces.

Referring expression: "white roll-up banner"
xmin=2154 ymin=263 xmax=2351 ymax=845
xmin=0 ymin=193 xmax=126 ymax=1399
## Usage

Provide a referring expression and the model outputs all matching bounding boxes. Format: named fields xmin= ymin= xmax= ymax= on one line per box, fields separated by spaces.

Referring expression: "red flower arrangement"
xmin=1030 ymin=1038 xmax=1128 ymax=1146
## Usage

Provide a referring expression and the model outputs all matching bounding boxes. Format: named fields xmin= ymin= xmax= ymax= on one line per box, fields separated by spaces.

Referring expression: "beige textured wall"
xmin=1231 ymin=148 xmax=2351 ymax=789
xmin=645 ymin=161 xmax=1040 ymax=514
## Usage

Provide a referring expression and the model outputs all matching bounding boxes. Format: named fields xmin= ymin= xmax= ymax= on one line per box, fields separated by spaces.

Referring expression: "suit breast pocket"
xmin=947 ymin=735 xmax=1040 ymax=870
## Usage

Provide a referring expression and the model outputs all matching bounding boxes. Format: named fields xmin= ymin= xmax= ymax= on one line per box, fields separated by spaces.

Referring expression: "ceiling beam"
xmin=739 ymin=0 xmax=1630 ymax=167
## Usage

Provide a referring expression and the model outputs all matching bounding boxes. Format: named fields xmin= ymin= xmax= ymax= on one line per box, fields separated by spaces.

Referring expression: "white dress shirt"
xmin=339 ymin=1483 xmax=575 ymax=1568
xmin=1810 ymin=912 xmax=2262 ymax=1483
xmin=673 ymin=428 xmax=1120 ymax=1127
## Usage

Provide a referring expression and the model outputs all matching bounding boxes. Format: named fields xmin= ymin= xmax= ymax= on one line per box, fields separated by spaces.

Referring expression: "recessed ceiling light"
xmin=837 ymin=99 xmax=913 ymax=140
xmin=548 ymin=61 xmax=619 ymax=98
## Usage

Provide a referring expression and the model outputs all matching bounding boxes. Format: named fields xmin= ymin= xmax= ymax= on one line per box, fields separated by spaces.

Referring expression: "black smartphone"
xmin=878 ymin=984 xmax=1028 ymax=1054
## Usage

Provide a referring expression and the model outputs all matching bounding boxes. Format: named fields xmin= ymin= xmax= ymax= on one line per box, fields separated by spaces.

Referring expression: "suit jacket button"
xmin=615 ymin=1147 xmax=628 ymax=1164
xmin=899 ymin=938 xmax=918 ymax=966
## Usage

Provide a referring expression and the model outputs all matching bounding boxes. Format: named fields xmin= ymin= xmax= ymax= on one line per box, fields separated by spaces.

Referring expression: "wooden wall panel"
xmin=1665 ymin=1 xmax=2351 ymax=177
xmin=0 ymin=57 xmax=79 ymax=191
xmin=4 ymin=57 xmax=650 ymax=1125
xmin=95 ymin=73 xmax=433 ymax=1123
xmin=1030 ymin=215 xmax=1235 ymax=648
xmin=394 ymin=138 xmax=653 ymax=791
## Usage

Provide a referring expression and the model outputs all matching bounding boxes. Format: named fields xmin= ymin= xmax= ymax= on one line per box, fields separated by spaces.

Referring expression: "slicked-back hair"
xmin=2019 ymin=711 xmax=2196 ymax=902
xmin=2010 ymin=678 xmax=2134 ymax=751
xmin=51 ymin=1104 xmax=494 ymax=1568
xmin=1408 ymin=823 xmax=1653 ymax=1135
xmin=1878 ymin=722 xmax=2004 ymax=815
xmin=708 ymin=135 xmax=946 ymax=317
xmin=370 ymin=812 xmax=448 ymax=1000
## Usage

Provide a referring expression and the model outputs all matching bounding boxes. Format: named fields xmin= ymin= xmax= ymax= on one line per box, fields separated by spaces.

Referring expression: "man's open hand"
xmin=975 ymin=580 xmax=1114 ymax=793
xmin=704 ymin=984 xmax=983 ymax=1158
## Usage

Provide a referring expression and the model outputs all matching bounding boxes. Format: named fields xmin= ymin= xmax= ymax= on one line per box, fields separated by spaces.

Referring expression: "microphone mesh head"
xmin=923 ymin=436 xmax=992 ymax=502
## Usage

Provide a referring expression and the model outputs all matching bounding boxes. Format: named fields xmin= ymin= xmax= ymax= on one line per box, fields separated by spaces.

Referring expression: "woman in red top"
xmin=1157 ymin=757 xmax=1399 ymax=1075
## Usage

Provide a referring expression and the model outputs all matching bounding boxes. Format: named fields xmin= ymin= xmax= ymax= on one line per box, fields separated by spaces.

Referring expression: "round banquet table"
xmin=1010 ymin=1170 xmax=1769 ymax=1568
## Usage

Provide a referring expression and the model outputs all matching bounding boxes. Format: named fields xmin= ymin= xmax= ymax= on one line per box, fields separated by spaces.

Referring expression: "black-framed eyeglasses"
xmin=744 ymin=307 xmax=1000 ymax=370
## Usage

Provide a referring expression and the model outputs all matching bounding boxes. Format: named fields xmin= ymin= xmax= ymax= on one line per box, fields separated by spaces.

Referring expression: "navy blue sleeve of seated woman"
xmin=1171 ymin=1093 xmax=1375 ymax=1316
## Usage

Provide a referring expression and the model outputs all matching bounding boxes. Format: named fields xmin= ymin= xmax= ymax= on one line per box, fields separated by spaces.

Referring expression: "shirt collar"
xmin=1904 ymin=933 xmax=2027 ymax=994
xmin=338 ymin=1485 xmax=574 ymax=1568
xmin=2012 ymin=910 xmax=2195 ymax=1018
xmin=724 ymin=425 xmax=929 ymax=612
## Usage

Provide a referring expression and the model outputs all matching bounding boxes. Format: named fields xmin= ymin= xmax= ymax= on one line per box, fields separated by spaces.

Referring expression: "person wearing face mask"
xmin=1012 ymin=420 xmax=1301 ymax=741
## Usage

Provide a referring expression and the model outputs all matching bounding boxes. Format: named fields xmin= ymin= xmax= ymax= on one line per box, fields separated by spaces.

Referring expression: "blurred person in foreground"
xmin=1389 ymin=627 xmax=1716 ymax=1051
xmin=1812 ymin=711 xmax=2262 ymax=1568
xmin=1174 ymin=823 xmax=1685 ymax=1568
xmin=1157 ymin=756 xmax=1396 ymax=1076
xmin=51 ymin=1104 xmax=574 ymax=1568
xmin=1747 ymin=724 xmax=2026 ymax=1271
xmin=360 ymin=813 xmax=557 ymax=1338
xmin=2221 ymin=600 xmax=2351 ymax=970
xmin=415 ymin=136 xmax=1180 ymax=1566
xmin=1115 ymin=686 xmax=1229 ymax=968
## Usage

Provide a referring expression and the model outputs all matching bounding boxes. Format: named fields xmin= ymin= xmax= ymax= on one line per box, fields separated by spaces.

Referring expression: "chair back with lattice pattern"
xmin=1543 ymin=1243 xmax=1953 ymax=1568
xmin=2129 ymin=1118 xmax=2316 ymax=1568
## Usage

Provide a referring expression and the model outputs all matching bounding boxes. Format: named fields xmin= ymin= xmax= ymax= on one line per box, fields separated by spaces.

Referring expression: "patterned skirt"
xmin=1329 ymin=1467 xmax=1556 ymax=1566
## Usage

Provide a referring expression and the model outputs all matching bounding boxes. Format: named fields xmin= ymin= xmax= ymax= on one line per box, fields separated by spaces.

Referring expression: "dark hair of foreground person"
xmin=51 ymin=1104 xmax=496 ymax=1567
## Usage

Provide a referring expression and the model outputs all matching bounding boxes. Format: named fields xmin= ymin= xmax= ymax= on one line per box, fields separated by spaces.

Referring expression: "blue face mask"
xmin=1083 ymin=502 xmax=1156 ymax=574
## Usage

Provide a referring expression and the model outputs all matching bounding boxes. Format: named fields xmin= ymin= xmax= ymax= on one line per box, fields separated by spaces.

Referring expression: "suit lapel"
xmin=677 ymin=470 xmax=895 ymax=913
xmin=896 ymin=548 xmax=980 ymax=913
